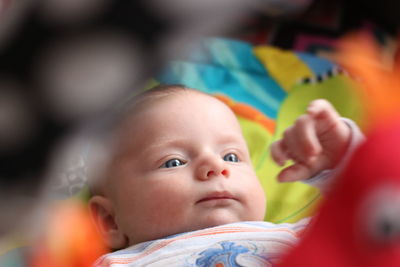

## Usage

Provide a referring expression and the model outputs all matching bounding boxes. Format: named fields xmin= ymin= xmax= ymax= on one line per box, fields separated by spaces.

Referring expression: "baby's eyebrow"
xmin=217 ymin=134 xmax=247 ymax=146
xmin=115 ymin=136 xmax=184 ymax=159
xmin=141 ymin=137 xmax=189 ymax=153
xmin=155 ymin=135 xmax=242 ymax=150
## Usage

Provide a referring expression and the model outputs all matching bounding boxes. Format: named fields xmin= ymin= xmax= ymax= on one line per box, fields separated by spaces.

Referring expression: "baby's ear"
xmin=89 ymin=196 xmax=128 ymax=249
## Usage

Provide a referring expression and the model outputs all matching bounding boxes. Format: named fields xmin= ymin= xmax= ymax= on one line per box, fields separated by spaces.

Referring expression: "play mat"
xmin=154 ymin=37 xmax=363 ymax=223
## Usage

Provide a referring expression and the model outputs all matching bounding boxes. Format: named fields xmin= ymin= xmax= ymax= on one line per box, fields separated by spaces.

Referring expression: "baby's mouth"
xmin=196 ymin=191 xmax=237 ymax=204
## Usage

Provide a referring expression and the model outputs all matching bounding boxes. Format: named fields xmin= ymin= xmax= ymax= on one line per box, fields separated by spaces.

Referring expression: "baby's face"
xmin=106 ymin=91 xmax=266 ymax=245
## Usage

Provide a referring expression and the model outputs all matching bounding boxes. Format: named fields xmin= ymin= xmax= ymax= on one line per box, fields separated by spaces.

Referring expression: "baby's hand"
xmin=270 ymin=99 xmax=351 ymax=182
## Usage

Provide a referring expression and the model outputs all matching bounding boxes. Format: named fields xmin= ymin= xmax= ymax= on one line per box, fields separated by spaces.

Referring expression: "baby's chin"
xmin=130 ymin=212 xmax=265 ymax=246
xmin=191 ymin=212 xmax=250 ymax=230
xmin=196 ymin=207 xmax=265 ymax=229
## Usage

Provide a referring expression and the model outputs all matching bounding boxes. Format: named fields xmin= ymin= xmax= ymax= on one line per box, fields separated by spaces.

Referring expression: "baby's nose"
xmin=196 ymin=159 xmax=230 ymax=181
xmin=206 ymin=169 xmax=229 ymax=177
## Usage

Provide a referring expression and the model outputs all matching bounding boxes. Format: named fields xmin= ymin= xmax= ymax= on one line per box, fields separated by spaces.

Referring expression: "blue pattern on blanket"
xmin=195 ymin=241 xmax=271 ymax=267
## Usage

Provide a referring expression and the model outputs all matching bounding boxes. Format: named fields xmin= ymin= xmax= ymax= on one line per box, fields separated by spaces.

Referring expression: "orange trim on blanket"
xmin=106 ymin=226 xmax=303 ymax=264
xmin=214 ymin=94 xmax=275 ymax=133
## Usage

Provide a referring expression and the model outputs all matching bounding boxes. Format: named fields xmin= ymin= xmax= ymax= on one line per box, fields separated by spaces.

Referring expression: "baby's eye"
xmin=223 ymin=153 xmax=239 ymax=162
xmin=160 ymin=158 xmax=185 ymax=168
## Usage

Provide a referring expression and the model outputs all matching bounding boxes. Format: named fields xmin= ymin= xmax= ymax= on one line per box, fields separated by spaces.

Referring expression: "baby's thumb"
xmin=277 ymin=163 xmax=312 ymax=183
xmin=277 ymin=155 xmax=331 ymax=183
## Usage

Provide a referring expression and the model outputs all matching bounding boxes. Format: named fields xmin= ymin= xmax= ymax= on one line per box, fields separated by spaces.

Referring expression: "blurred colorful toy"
xmin=29 ymin=199 xmax=108 ymax=267
xmin=278 ymin=34 xmax=400 ymax=267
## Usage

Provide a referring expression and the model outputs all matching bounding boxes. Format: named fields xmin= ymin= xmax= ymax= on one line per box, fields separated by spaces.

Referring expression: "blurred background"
xmin=0 ymin=0 xmax=399 ymax=265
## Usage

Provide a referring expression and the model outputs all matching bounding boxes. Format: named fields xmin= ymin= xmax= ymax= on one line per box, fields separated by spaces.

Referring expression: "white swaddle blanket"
xmin=94 ymin=218 xmax=309 ymax=267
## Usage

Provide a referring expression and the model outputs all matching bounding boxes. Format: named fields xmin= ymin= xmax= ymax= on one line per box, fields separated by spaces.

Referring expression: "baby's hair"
xmin=120 ymin=84 xmax=188 ymax=114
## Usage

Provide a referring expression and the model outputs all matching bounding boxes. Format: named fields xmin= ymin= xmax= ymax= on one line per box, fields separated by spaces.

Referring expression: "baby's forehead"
xmin=115 ymin=89 xmax=238 ymax=136
xmin=114 ymin=87 xmax=241 ymax=138
xmin=122 ymin=89 xmax=221 ymax=118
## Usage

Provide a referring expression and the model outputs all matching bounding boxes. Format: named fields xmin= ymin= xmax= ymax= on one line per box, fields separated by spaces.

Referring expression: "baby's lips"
xmin=196 ymin=190 xmax=236 ymax=203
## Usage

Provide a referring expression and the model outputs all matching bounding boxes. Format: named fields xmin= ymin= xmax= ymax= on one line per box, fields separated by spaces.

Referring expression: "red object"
xmin=278 ymin=120 xmax=400 ymax=267
xmin=278 ymin=33 xmax=400 ymax=267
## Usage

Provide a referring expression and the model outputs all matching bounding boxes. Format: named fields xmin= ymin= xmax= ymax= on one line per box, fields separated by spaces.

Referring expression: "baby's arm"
xmin=270 ymin=99 xmax=354 ymax=183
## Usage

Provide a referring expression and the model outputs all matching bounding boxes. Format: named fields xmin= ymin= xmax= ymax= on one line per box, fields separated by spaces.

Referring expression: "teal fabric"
xmin=157 ymin=38 xmax=339 ymax=120
xmin=157 ymin=38 xmax=286 ymax=119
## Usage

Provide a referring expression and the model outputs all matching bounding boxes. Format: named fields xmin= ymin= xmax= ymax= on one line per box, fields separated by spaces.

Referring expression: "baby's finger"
xmin=307 ymin=99 xmax=341 ymax=134
xmin=270 ymin=140 xmax=290 ymax=166
xmin=277 ymin=163 xmax=313 ymax=183
xmin=307 ymin=99 xmax=339 ymax=117
xmin=280 ymin=125 xmax=303 ymax=162
xmin=292 ymin=115 xmax=322 ymax=164
xmin=282 ymin=116 xmax=321 ymax=164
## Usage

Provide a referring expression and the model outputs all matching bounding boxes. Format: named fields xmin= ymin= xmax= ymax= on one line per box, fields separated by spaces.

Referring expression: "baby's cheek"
xmin=240 ymin=172 xmax=266 ymax=220
xmin=254 ymin=187 xmax=267 ymax=220
xmin=122 ymin=183 xmax=191 ymax=244
xmin=141 ymin=182 xmax=189 ymax=219
xmin=151 ymin=191 xmax=195 ymax=235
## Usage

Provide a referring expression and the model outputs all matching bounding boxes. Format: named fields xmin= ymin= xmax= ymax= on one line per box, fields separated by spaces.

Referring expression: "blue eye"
xmin=223 ymin=153 xmax=239 ymax=162
xmin=161 ymin=158 xmax=185 ymax=168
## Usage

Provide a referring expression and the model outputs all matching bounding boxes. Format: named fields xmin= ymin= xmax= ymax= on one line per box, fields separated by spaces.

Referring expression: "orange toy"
xmin=337 ymin=33 xmax=400 ymax=130
xmin=29 ymin=199 xmax=109 ymax=267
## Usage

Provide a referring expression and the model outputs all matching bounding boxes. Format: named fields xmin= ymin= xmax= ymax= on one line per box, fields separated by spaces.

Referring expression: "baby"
xmin=89 ymin=84 xmax=363 ymax=266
